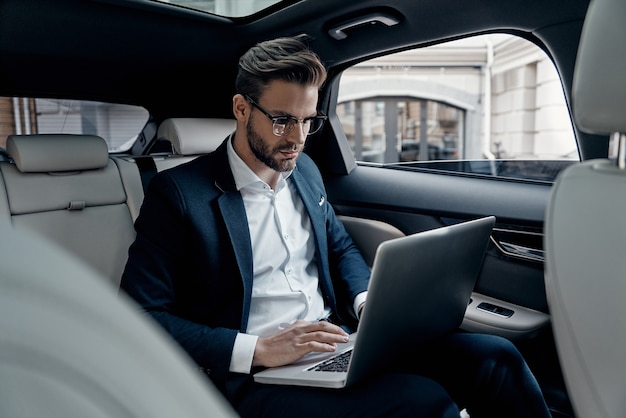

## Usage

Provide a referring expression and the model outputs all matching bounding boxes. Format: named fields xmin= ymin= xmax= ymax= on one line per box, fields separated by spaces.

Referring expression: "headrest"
xmin=572 ymin=0 xmax=626 ymax=134
xmin=157 ymin=118 xmax=235 ymax=155
xmin=7 ymin=134 xmax=109 ymax=173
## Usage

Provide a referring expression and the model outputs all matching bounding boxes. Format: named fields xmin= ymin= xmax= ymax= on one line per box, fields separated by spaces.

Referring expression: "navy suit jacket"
xmin=120 ymin=139 xmax=371 ymax=396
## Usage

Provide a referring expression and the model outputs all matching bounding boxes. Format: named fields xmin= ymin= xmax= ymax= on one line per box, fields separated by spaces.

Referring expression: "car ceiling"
xmin=0 ymin=0 xmax=590 ymax=123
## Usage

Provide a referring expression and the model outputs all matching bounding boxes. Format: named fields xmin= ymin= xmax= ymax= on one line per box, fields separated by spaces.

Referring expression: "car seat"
xmin=544 ymin=0 xmax=626 ymax=417
xmin=0 ymin=224 xmax=238 ymax=418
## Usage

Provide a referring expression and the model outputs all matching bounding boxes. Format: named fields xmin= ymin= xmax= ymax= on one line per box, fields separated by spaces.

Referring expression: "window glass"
xmin=150 ymin=0 xmax=283 ymax=17
xmin=337 ymin=34 xmax=577 ymax=167
xmin=0 ymin=97 xmax=149 ymax=152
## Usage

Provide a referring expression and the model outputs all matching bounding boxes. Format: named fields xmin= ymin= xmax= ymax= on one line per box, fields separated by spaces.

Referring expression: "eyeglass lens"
xmin=273 ymin=117 xmax=324 ymax=136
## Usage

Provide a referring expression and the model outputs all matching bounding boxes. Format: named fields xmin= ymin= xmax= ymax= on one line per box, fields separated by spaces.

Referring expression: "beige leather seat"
xmin=0 ymin=134 xmax=140 ymax=286
xmin=338 ymin=215 xmax=405 ymax=266
xmin=0 ymin=224 xmax=238 ymax=418
xmin=153 ymin=118 xmax=236 ymax=171
xmin=157 ymin=118 xmax=235 ymax=154
xmin=544 ymin=0 xmax=626 ymax=417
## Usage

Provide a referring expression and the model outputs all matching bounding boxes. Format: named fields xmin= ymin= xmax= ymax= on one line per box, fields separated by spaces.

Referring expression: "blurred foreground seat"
xmin=0 ymin=225 xmax=238 ymax=418
xmin=544 ymin=0 xmax=626 ymax=417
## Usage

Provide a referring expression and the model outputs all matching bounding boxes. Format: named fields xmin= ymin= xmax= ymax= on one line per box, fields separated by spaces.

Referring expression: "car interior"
xmin=0 ymin=0 xmax=620 ymax=416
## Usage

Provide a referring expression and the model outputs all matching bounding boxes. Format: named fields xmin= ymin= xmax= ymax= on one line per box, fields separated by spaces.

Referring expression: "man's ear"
xmin=232 ymin=94 xmax=249 ymax=121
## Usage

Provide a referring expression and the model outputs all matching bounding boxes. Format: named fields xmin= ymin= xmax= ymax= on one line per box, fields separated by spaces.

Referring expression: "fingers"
xmin=291 ymin=320 xmax=349 ymax=345
xmin=295 ymin=319 xmax=349 ymax=336
xmin=252 ymin=320 xmax=351 ymax=368
xmin=278 ymin=319 xmax=348 ymax=339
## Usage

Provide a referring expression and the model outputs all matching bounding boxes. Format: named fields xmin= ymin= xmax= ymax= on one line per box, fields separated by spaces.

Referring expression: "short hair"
xmin=236 ymin=37 xmax=327 ymax=101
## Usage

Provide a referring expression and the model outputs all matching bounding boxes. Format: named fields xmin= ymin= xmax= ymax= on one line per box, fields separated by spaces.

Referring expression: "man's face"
xmin=245 ymin=80 xmax=319 ymax=173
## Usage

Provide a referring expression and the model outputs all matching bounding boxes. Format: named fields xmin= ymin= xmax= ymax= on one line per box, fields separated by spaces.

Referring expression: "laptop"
xmin=254 ymin=216 xmax=496 ymax=388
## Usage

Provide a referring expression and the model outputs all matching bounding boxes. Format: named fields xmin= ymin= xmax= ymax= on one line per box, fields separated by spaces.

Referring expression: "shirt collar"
xmin=226 ymin=134 xmax=293 ymax=192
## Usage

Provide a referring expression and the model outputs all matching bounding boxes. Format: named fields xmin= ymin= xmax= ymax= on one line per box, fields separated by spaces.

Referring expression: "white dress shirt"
xmin=226 ymin=137 xmax=331 ymax=373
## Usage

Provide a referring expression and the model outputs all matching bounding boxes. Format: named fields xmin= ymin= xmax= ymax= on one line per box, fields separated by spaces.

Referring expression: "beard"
xmin=246 ymin=116 xmax=301 ymax=172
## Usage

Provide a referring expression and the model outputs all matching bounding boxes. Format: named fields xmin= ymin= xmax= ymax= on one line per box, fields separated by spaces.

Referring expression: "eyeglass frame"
xmin=244 ymin=95 xmax=327 ymax=137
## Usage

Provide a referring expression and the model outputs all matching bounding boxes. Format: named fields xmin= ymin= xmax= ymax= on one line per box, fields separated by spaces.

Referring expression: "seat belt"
xmin=134 ymin=157 xmax=158 ymax=193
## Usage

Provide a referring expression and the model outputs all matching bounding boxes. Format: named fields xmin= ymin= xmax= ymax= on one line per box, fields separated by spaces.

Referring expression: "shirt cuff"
xmin=353 ymin=291 xmax=368 ymax=319
xmin=229 ymin=333 xmax=259 ymax=374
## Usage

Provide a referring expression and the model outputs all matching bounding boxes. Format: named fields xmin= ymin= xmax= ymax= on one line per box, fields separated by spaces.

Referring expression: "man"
xmin=121 ymin=37 xmax=552 ymax=417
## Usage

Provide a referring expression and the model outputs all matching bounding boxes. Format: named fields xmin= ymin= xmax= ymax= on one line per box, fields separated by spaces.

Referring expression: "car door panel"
xmin=337 ymin=210 xmax=551 ymax=341
xmin=325 ymin=164 xmax=551 ymax=336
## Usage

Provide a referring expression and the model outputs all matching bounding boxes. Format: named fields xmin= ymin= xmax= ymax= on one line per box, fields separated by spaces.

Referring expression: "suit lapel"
xmin=212 ymin=142 xmax=254 ymax=328
xmin=291 ymin=168 xmax=337 ymax=309
xmin=218 ymin=193 xmax=253 ymax=329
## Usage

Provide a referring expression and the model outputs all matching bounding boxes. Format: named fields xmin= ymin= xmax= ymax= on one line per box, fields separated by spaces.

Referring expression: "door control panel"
xmin=476 ymin=302 xmax=514 ymax=318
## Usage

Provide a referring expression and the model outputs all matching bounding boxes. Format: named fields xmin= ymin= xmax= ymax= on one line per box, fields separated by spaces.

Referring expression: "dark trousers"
xmin=234 ymin=332 xmax=552 ymax=418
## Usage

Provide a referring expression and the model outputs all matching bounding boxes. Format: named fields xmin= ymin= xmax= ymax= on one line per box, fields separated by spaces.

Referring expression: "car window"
xmin=148 ymin=0 xmax=284 ymax=17
xmin=336 ymin=34 xmax=578 ymax=180
xmin=0 ymin=97 xmax=149 ymax=153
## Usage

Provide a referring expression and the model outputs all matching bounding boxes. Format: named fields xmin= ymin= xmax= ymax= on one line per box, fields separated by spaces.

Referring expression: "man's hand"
xmin=252 ymin=320 xmax=350 ymax=368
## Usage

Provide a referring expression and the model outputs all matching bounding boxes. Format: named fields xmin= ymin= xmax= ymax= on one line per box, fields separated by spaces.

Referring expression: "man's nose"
xmin=289 ymin=122 xmax=308 ymax=144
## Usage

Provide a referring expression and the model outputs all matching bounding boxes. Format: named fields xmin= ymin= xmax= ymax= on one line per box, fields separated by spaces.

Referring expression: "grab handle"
xmin=328 ymin=13 xmax=400 ymax=40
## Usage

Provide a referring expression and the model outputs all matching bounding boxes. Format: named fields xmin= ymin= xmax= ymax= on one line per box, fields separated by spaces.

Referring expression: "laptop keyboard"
xmin=308 ymin=350 xmax=353 ymax=372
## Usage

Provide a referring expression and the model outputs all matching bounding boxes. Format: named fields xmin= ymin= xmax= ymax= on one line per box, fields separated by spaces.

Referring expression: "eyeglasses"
xmin=245 ymin=95 xmax=327 ymax=137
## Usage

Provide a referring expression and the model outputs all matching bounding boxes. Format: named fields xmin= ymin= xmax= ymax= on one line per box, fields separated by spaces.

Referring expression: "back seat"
xmin=148 ymin=118 xmax=236 ymax=173
xmin=0 ymin=121 xmax=403 ymax=290
xmin=0 ymin=120 xmax=236 ymax=287
xmin=114 ymin=118 xmax=236 ymax=200
xmin=0 ymin=134 xmax=139 ymax=286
